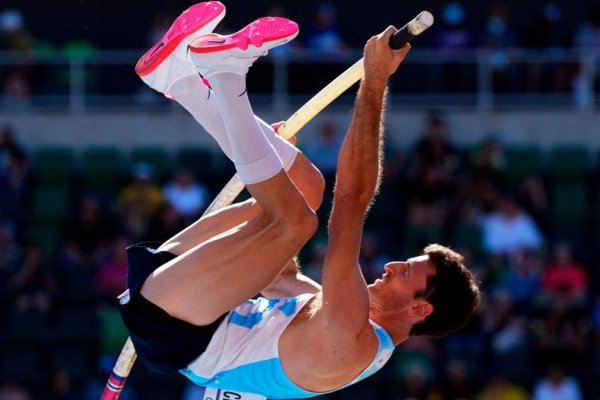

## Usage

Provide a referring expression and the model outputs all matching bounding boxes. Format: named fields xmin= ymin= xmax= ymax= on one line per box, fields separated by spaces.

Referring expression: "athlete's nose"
xmin=384 ymin=261 xmax=406 ymax=275
xmin=384 ymin=261 xmax=408 ymax=275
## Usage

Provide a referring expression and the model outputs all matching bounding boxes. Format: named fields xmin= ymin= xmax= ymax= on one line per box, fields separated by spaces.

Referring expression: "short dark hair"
xmin=409 ymin=244 xmax=481 ymax=338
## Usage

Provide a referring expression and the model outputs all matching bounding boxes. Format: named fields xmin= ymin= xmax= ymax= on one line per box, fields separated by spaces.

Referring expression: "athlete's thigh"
xmin=157 ymin=198 xmax=259 ymax=255
xmin=141 ymin=213 xmax=303 ymax=326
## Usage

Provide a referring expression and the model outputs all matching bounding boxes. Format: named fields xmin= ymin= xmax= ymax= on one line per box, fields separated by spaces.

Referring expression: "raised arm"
xmin=320 ymin=27 xmax=410 ymax=334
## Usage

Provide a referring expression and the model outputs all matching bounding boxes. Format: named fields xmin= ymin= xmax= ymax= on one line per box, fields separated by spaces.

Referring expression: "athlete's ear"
xmin=408 ymin=300 xmax=433 ymax=321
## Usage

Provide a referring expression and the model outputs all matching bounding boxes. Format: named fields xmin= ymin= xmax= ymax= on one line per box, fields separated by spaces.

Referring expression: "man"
xmin=119 ymin=3 xmax=481 ymax=399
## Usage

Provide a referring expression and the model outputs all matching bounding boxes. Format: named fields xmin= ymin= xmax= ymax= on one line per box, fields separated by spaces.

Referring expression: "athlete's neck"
xmin=368 ymin=309 xmax=411 ymax=346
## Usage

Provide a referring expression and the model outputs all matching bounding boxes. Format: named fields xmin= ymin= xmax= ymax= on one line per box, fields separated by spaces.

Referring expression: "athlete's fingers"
xmin=271 ymin=121 xmax=297 ymax=145
xmin=271 ymin=121 xmax=285 ymax=132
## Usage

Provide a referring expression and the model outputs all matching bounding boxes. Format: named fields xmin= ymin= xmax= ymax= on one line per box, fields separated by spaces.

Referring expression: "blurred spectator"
xmin=0 ymin=125 xmax=22 ymax=155
xmin=145 ymin=202 xmax=185 ymax=243
xmin=499 ymin=249 xmax=542 ymax=306
xmin=7 ymin=243 xmax=55 ymax=312
xmin=480 ymin=195 xmax=544 ymax=256
xmin=94 ymin=236 xmax=129 ymax=301
xmin=532 ymin=365 xmax=583 ymax=400
xmin=0 ymin=9 xmax=35 ymax=109
xmin=117 ymin=163 xmax=163 ymax=240
xmin=0 ymin=9 xmax=32 ymax=51
xmin=0 ymin=221 xmax=20 ymax=325
xmin=518 ymin=175 xmax=548 ymax=230
xmin=3 ymin=71 xmax=32 ymax=111
xmin=40 ymin=371 xmax=77 ymax=400
xmin=0 ymin=380 xmax=31 ymax=400
xmin=304 ymin=2 xmax=345 ymax=52
xmin=467 ymin=136 xmax=506 ymax=217
xmin=490 ymin=313 xmax=529 ymax=363
xmin=541 ymin=243 xmax=588 ymax=307
xmin=523 ymin=2 xmax=570 ymax=49
xmin=574 ymin=5 xmax=600 ymax=49
xmin=427 ymin=359 xmax=477 ymax=399
xmin=163 ymin=168 xmax=209 ymax=222
xmin=431 ymin=2 xmax=475 ymax=50
xmin=471 ymin=135 xmax=506 ymax=184
xmin=482 ymin=293 xmax=530 ymax=378
xmin=482 ymin=4 xmax=517 ymax=92
xmin=405 ymin=114 xmax=458 ymax=226
xmin=405 ymin=164 xmax=456 ymax=226
xmin=428 ymin=2 xmax=475 ymax=92
xmin=522 ymin=2 xmax=573 ymax=94
xmin=0 ymin=220 xmax=21 ymax=274
xmin=530 ymin=297 xmax=591 ymax=368
xmin=482 ymin=292 xmax=516 ymax=335
xmin=397 ymin=365 xmax=430 ymax=400
xmin=413 ymin=113 xmax=458 ymax=173
xmin=477 ymin=371 xmax=529 ymax=400
xmin=63 ymin=195 xmax=111 ymax=270
xmin=0 ymin=126 xmax=30 ymax=223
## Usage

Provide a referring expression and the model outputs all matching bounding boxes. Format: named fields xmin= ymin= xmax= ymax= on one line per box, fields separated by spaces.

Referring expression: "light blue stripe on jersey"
xmin=181 ymin=358 xmax=316 ymax=399
xmin=228 ymin=297 xmax=299 ymax=329
xmin=344 ymin=325 xmax=395 ymax=385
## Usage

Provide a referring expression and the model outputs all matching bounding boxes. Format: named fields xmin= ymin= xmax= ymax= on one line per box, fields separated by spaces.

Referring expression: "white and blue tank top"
xmin=180 ymin=293 xmax=395 ymax=399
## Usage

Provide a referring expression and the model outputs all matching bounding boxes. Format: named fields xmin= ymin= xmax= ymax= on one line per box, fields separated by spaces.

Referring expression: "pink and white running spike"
xmin=135 ymin=1 xmax=225 ymax=92
xmin=188 ymin=17 xmax=299 ymax=77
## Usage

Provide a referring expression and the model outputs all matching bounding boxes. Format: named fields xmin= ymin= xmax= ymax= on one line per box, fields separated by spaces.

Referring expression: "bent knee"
xmin=289 ymin=153 xmax=326 ymax=211
xmin=275 ymin=202 xmax=318 ymax=243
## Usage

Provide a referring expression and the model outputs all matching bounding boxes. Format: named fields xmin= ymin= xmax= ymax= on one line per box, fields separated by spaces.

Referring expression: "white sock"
xmin=208 ymin=73 xmax=283 ymax=185
xmin=168 ymin=75 xmax=298 ymax=171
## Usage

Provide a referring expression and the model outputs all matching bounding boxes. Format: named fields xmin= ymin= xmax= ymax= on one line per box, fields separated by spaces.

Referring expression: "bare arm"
xmin=320 ymin=28 xmax=410 ymax=334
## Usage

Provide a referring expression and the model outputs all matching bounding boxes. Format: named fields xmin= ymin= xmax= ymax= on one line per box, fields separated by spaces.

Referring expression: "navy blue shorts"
xmin=118 ymin=244 xmax=226 ymax=374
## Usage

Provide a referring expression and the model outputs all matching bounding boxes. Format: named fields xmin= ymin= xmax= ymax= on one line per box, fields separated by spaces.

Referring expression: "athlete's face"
xmin=368 ymin=255 xmax=436 ymax=312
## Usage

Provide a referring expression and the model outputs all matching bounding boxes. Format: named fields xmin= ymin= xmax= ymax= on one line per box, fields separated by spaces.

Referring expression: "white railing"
xmin=0 ymin=48 xmax=597 ymax=113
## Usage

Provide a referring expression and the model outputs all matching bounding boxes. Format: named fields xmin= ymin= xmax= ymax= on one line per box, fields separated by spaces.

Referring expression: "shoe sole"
xmin=188 ymin=17 xmax=298 ymax=54
xmin=135 ymin=1 xmax=225 ymax=77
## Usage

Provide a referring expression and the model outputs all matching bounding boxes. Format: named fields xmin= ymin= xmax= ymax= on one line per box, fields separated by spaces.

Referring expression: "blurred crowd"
xmin=1 ymin=1 xmax=600 ymax=108
xmin=0 ymin=110 xmax=599 ymax=399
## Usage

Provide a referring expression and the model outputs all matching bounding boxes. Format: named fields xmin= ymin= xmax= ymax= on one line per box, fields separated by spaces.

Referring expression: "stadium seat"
xmin=81 ymin=147 xmax=124 ymax=190
xmin=26 ymin=223 xmax=63 ymax=262
xmin=31 ymin=186 xmax=70 ymax=224
xmin=131 ymin=146 xmax=170 ymax=182
xmin=34 ymin=147 xmax=75 ymax=186
xmin=549 ymin=145 xmax=589 ymax=181
xmin=504 ymin=145 xmax=542 ymax=187
xmin=551 ymin=182 xmax=588 ymax=227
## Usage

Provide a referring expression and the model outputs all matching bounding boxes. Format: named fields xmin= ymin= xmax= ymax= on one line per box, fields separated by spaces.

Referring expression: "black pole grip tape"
xmin=389 ymin=28 xmax=416 ymax=50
